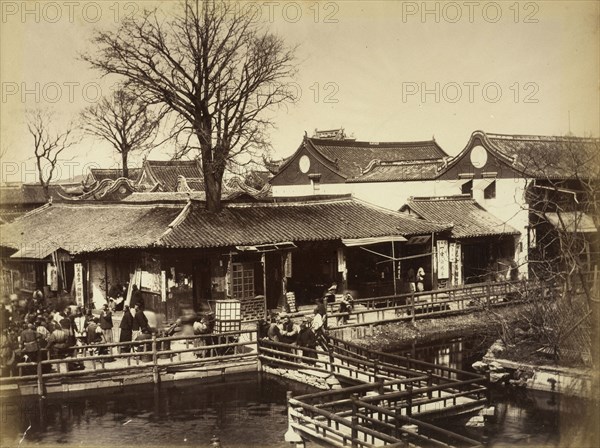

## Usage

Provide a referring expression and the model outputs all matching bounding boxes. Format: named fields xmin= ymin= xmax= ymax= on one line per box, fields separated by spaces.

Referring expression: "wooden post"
xmin=410 ymin=293 xmax=415 ymax=324
xmin=394 ymin=407 xmax=401 ymax=438
xmin=256 ymin=321 xmax=262 ymax=372
xmin=350 ymin=393 xmax=359 ymax=447
xmin=391 ymin=239 xmax=397 ymax=296
xmin=36 ymin=354 xmax=45 ymax=397
xmin=427 ymin=369 xmax=433 ymax=398
xmin=152 ymin=333 xmax=160 ymax=385
xmin=406 ymin=384 xmax=413 ymax=417
xmin=261 ymin=252 xmax=267 ymax=308
xmin=401 ymin=432 xmax=410 ymax=448
xmin=377 ymin=376 xmax=385 ymax=396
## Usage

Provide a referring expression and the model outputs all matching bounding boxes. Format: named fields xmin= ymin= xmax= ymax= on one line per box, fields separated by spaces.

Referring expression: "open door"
xmin=265 ymin=252 xmax=282 ymax=310
xmin=193 ymin=260 xmax=212 ymax=312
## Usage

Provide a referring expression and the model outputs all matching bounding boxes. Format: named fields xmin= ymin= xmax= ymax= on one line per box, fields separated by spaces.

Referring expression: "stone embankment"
xmin=472 ymin=339 xmax=594 ymax=398
xmin=348 ymin=304 xmax=596 ymax=399
xmin=262 ymin=365 xmax=342 ymax=390
xmin=350 ymin=305 xmax=525 ymax=351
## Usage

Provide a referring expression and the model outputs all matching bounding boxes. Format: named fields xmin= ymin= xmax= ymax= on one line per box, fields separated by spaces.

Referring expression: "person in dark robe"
xmin=132 ymin=303 xmax=149 ymax=341
xmin=130 ymin=285 xmax=144 ymax=310
xmin=119 ymin=305 xmax=134 ymax=353
xmin=99 ymin=304 xmax=114 ymax=343
xmin=314 ymin=297 xmax=328 ymax=330
xmin=296 ymin=317 xmax=318 ymax=365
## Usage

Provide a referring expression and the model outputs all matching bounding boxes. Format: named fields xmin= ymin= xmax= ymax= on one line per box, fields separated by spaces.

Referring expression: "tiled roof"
xmin=159 ymin=197 xmax=450 ymax=248
xmin=90 ymin=168 xmax=142 ymax=182
xmin=401 ymin=196 xmax=520 ymax=239
xmin=0 ymin=203 xmax=184 ymax=254
xmin=348 ymin=160 xmax=444 ymax=183
xmin=142 ymin=160 xmax=204 ymax=191
xmin=308 ymin=138 xmax=448 ymax=179
xmin=1 ymin=197 xmax=450 ymax=255
xmin=484 ymin=132 xmax=599 ymax=179
xmin=244 ymin=170 xmax=271 ymax=189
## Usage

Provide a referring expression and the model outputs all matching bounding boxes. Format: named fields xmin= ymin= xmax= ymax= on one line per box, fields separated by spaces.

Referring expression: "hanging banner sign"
xmin=160 ymin=270 xmax=167 ymax=302
xmin=284 ymin=252 xmax=292 ymax=278
xmin=337 ymin=248 xmax=346 ymax=273
xmin=449 ymin=242 xmax=456 ymax=263
xmin=436 ymin=240 xmax=449 ymax=279
xmin=74 ymin=263 xmax=84 ymax=307
xmin=456 ymin=243 xmax=463 ymax=285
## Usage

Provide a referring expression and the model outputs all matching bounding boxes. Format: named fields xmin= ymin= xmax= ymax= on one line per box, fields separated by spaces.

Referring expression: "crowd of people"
xmin=0 ymin=285 xmax=155 ymax=376
xmin=1 ymin=282 xmax=356 ymax=376
xmin=260 ymin=288 xmax=354 ymax=366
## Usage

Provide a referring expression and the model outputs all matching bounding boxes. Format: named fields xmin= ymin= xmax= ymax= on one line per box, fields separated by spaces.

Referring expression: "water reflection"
xmin=0 ymin=374 xmax=308 ymax=447
xmin=394 ymin=335 xmax=595 ymax=447
xmin=1 ymin=336 xmax=595 ymax=448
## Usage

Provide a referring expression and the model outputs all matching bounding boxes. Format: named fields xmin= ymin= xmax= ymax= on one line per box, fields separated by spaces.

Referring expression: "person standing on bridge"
xmin=407 ymin=267 xmax=416 ymax=293
xmin=336 ymin=292 xmax=354 ymax=325
xmin=416 ymin=267 xmax=425 ymax=292
xmin=119 ymin=305 xmax=134 ymax=353
xmin=297 ymin=317 xmax=317 ymax=365
xmin=314 ymin=297 xmax=328 ymax=330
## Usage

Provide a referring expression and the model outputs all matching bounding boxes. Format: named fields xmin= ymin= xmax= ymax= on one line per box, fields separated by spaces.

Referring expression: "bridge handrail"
xmin=328 ymin=336 xmax=485 ymax=380
xmin=354 ymin=397 xmax=483 ymax=447
xmin=289 ymin=397 xmax=407 ymax=446
xmin=350 ymin=279 xmax=536 ymax=306
xmin=259 ymin=343 xmax=431 ymax=388
xmin=1 ymin=329 xmax=259 ymax=388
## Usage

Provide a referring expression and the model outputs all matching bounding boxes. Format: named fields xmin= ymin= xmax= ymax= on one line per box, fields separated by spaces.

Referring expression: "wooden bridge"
xmin=259 ymin=335 xmax=488 ymax=447
xmin=3 ymin=326 xmax=489 ymax=447
xmin=2 ymin=279 xmax=548 ymax=445
xmin=324 ymin=279 xmax=551 ymax=331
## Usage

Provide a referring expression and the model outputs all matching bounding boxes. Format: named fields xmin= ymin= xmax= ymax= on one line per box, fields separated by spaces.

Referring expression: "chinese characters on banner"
xmin=74 ymin=263 xmax=84 ymax=307
xmin=160 ymin=270 xmax=167 ymax=302
xmin=436 ymin=240 xmax=449 ymax=279
xmin=284 ymin=251 xmax=292 ymax=278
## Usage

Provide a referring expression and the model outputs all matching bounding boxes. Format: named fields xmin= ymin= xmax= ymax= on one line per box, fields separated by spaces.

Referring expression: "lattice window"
xmin=231 ymin=263 xmax=254 ymax=300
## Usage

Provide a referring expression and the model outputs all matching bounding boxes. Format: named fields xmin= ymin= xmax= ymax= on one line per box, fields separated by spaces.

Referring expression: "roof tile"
xmin=308 ymin=138 xmax=447 ymax=179
xmin=402 ymin=196 xmax=519 ymax=239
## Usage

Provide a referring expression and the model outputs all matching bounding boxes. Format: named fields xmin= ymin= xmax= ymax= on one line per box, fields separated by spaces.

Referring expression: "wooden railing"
xmin=259 ymin=335 xmax=487 ymax=447
xmin=327 ymin=279 xmax=551 ymax=329
xmin=327 ymin=336 xmax=485 ymax=384
xmin=287 ymin=383 xmax=484 ymax=447
xmin=1 ymin=330 xmax=258 ymax=395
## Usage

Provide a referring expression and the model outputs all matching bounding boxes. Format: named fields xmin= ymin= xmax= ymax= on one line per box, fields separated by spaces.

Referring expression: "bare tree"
xmin=485 ymin=136 xmax=600 ymax=367
xmin=80 ymin=87 xmax=166 ymax=178
xmin=26 ymin=109 xmax=78 ymax=199
xmin=83 ymin=0 xmax=297 ymax=211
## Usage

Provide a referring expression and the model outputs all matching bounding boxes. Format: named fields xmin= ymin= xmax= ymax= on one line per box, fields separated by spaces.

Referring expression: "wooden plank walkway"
xmin=259 ymin=335 xmax=487 ymax=447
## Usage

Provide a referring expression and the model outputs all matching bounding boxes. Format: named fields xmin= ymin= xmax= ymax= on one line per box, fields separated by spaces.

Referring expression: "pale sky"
xmin=1 ymin=0 xmax=598 ymax=183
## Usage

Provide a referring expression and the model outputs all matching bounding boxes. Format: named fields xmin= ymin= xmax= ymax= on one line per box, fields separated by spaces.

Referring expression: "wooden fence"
xmin=1 ymin=329 xmax=258 ymax=395
xmin=326 ymin=279 xmax=551 ymax=329
xmin=259 ymin=335 xmax=487 ymax=447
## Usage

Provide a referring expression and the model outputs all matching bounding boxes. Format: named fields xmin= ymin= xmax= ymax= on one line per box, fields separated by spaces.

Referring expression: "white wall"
xmin=476 ymin=177 xmax=531 ymax=277
xmin=273 ymin=177 xmax=532 ymax=278
xmin=272 ymin=183 xmax=351 ymax=197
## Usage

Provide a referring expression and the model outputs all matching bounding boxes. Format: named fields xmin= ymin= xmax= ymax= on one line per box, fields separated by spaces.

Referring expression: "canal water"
xmin=393 ymin=335 xmax=596 ymax=448
xmin=0 ymin=336 xmax=595 ymax=447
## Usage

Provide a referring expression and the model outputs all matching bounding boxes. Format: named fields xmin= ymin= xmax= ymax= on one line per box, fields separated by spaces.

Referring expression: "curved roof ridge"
xmin=485 ymin=132 xmax=599 ymax=142
xmin=146 ymin=159 xmax=200 ymax=166
xmin=308 ymin=137 xmax=440 ymax=147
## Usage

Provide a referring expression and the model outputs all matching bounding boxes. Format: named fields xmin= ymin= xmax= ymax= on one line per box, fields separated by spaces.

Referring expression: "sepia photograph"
xmin=0 ymin=1 xmax=598 ymax=447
